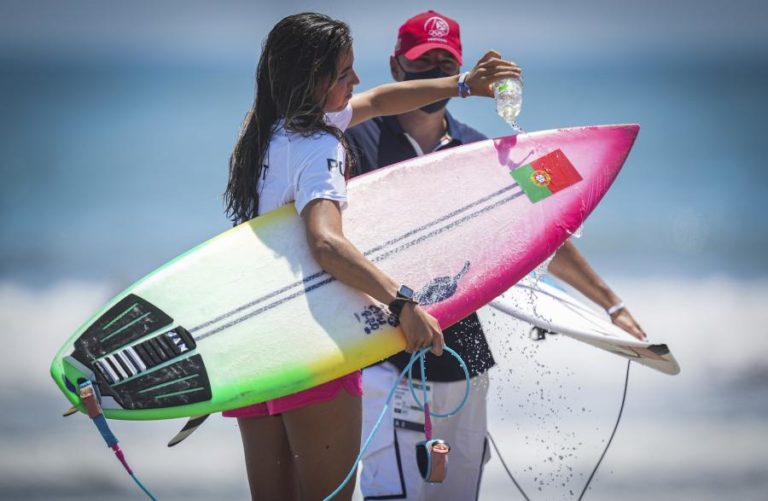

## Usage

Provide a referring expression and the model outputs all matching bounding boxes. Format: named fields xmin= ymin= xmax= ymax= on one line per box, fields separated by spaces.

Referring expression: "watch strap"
xmin=389 ymin=285 xmax=418 ymax=316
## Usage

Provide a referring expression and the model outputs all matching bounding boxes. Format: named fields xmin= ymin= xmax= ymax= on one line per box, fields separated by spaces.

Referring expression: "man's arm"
xmin=548 ymin=240 xmax=647 ymax=340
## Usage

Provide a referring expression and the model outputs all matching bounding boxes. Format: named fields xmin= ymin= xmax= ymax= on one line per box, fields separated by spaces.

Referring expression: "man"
xmin=346 ymin=10 xmax=646 ymax=500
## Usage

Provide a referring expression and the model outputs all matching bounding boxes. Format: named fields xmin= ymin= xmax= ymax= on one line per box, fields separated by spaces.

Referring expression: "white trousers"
xmin=360 ymin=362 xmax=491 ymax=500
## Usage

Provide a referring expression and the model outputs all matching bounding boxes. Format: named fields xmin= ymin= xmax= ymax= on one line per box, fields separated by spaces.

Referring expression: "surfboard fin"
xmin=62 ymin=406 xmax=79 ymax=417
xmin=529 ymin=326 xmax=556 ymax=341
xmin=167 ymin=414 xmax=210 ymax=447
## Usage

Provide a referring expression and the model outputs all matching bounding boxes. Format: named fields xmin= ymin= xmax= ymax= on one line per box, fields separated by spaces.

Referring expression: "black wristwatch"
xmin=388 ymin=284 xmax=418 ymax=317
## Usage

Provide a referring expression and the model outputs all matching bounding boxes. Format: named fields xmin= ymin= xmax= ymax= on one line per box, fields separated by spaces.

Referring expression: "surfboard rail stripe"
xmin=369 ymin=191 xmax=525 ymax=265
xmin=192 ymin=186 xmax=525 ymax=341
xmin=189 ymin=182 xmax=523 ymax=336
xmin=363 ymin=183 xmax=521 ymax=258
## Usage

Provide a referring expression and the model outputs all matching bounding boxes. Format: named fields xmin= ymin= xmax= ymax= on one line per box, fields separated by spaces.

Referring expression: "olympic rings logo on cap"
xmin=424 ymin=16 xmax=450 ymax=39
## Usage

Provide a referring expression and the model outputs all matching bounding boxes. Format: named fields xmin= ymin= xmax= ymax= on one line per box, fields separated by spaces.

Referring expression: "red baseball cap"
xmin=394 ymin=10 xmax=463 ymax=65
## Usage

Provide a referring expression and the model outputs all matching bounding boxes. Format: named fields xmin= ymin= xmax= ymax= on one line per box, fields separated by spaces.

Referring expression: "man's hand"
xmin=611 ymin=308 xmax=647 ymax=340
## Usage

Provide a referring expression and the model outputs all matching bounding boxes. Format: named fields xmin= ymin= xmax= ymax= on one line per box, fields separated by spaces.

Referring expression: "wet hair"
xmin=225 ymin=12 xmax=354 ymax=223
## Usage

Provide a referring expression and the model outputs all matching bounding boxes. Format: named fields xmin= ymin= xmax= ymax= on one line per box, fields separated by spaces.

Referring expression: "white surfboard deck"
xmin=488 ymin=275 xmax=680 ymax=375
xmin=50 ymin=125 xmax=641 ymax=419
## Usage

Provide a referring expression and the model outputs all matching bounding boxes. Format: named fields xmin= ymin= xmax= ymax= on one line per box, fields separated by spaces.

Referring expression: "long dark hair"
xmin=224 ymin=12 xmax=354 ymax=223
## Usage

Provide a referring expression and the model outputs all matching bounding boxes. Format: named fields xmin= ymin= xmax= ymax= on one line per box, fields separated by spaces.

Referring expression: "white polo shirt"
xmin=257 ymin=104 xmax=353 ymax=216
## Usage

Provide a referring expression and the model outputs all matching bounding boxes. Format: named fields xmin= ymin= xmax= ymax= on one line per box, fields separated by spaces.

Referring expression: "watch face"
xmin=399 ymin=285 xmax=415 ymax=299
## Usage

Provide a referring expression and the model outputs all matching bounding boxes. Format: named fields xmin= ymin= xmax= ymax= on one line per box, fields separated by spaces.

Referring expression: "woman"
xmin=223 ymin=12 xmax=520 ymax=500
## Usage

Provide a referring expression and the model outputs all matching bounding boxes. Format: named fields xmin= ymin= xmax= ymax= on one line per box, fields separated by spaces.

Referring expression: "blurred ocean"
xmin=1 ymin=1 xmax=768 ymax=498
xmin=2 ymin=278 xmax=768 ymax=500
xmin=2 ymin=58 xmax=766 ymax=284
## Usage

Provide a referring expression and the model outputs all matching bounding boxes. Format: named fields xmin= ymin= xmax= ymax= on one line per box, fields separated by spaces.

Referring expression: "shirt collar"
xmin=382 ymin=111 xmax=466 ymax=146
xmin=443 ymin=112 xmax=465 ymax=144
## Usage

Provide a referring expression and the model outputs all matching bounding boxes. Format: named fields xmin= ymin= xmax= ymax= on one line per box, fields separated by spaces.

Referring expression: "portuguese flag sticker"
xmin=510 ymin=149 xmax=582 ymax=203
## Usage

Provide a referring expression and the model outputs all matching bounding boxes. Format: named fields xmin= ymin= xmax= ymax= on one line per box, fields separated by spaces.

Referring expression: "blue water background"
xmin=1 ymin=2 xmax=767 ymax=500
xmin=1 ymin=57 xmax=766 ymax=285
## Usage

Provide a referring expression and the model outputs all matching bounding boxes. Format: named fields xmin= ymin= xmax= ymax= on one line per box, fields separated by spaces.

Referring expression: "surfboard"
xmin=50 ymin=124 xmax=640 ymax=420
xmin=488 ymin=275 xmax=680 ymax=375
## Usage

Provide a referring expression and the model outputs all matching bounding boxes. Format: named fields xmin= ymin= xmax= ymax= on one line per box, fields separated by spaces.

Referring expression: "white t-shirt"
xmin=257 ymin=104 xmax=353 ymax=216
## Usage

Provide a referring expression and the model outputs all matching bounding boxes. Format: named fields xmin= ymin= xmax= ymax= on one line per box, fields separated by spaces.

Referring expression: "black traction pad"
xmin=74 ymin=294 xmax=173 ymax=360
xmin=69 ymin=294 xmax=212 ymax=410
xmin=103 ymin=354 xmax=212 ymax=410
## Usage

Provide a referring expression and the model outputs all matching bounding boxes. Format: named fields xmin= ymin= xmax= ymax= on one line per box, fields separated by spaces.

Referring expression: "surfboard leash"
xmin=487 ymin=431 xmax=530 ymax=501
xmin=78 ymin=380 xmax=158 ymax=501
xmin=323 ymin=346 xmax=471 ymax=500
xmin=410 ymin=349 xmax=460 ymax=483
xmin=575 ymin=360 xmax=631 ymax=500
xmin=489 ymin=360 xmax=632 ymax=500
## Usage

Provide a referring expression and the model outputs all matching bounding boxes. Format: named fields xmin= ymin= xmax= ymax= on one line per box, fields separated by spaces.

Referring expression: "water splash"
xmin=529 ymin=252 xmax=557 ymax=322
xmin=567 ymin=224 xmax=584 ymax=239
xmin=505 ymin=120 xmax=525 ymax=134
xmin=480 ymin=305 xmax=599 ymax=499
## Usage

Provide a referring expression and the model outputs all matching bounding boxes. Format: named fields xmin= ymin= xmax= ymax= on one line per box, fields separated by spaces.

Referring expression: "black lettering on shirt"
xmin=327 ymin=158 xmax=345 ymax=175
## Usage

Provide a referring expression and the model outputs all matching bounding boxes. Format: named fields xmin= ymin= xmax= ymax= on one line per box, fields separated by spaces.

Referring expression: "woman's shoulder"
xmin=268 ymin=129 xmax=343 ymax=173
xmin=281 ymin=128 xmax=342 ymax=152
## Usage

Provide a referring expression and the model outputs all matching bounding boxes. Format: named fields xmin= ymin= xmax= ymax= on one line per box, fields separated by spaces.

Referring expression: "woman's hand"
xmin=303 ymin=199 xmax=445 ymax=355
xmin=398 ymin=303 xmax=444 ymax=356
xmin=465 ymin=50 xmax=522 ymax=97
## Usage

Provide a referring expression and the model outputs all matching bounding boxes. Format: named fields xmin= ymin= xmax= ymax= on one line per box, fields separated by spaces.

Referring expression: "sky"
xmin=1 ymin=0 xmax=767 ymax=67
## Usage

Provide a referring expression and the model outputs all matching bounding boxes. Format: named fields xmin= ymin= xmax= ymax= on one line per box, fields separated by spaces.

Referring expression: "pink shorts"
xmin=222 ymin=371 xmax=362 ymax=418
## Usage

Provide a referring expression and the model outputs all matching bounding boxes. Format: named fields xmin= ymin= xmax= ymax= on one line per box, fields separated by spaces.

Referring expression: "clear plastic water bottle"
xmin=493 ymin=77 xmax=523 ymax=128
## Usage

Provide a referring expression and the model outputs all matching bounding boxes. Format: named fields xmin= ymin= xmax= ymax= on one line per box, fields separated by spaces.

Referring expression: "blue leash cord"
xmin=323 ymin=346 xmax=471 ymax=501
xmin=130 ymin=474 xmax=157 ymax=500
xmin=79 ymin=381 xmax=157 ymax=501
xmin=408 ymin=347 xmax=470 ymax=418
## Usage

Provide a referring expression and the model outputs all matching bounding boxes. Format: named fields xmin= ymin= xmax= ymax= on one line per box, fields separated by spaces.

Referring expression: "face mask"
xmin=400 ymin=66 xmax=452 ymax=113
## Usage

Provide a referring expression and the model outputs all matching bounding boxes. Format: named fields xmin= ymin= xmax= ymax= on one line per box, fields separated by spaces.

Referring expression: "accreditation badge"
xmin=393 ymin=378 xmax=432 ymax=432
